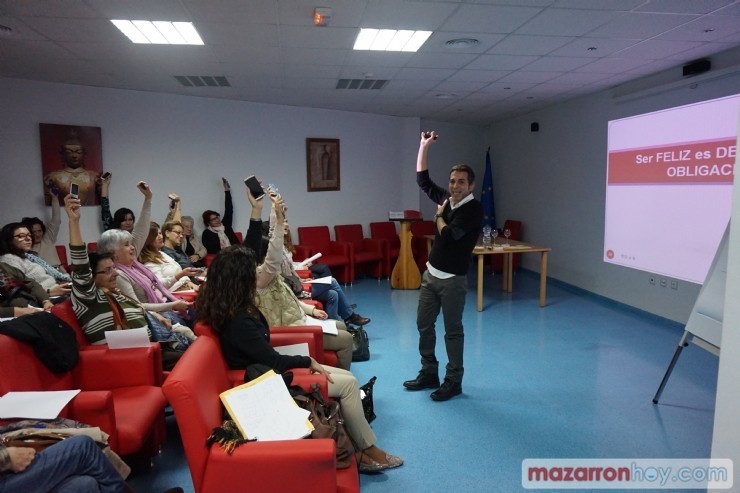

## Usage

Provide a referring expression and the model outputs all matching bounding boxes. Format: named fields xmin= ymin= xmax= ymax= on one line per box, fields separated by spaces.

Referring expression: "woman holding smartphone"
xmin=201 ymin=178 xmax=240 ymax=254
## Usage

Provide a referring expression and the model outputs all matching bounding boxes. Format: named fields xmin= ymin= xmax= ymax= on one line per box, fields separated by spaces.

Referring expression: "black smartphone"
xmin=101 ymin=171 xmax=111 ymax=180
xmin=69 ymin=182 xmax=79 ymax=199
xmin=244 ymin=175 xmax=264 ymax=200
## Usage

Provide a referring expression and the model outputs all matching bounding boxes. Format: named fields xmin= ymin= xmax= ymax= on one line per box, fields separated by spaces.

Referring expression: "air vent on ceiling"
xmin=336 ymin=79 xmax=387 ymax=90
xmin=174 ymin=76 xmax=231 ymax=87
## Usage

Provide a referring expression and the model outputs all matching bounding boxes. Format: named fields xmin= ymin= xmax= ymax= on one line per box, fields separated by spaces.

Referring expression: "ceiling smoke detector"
xmin=444 ymin=38 xmax=479 ymax=49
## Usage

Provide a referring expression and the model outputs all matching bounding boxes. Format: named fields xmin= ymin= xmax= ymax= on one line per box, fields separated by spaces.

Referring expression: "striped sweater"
xmin=69 ymin=245 xmax=150 ymax=344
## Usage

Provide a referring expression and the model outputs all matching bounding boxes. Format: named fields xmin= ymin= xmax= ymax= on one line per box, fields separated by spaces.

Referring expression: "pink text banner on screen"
xmin=608 ymin=138 xmax=736 ymax=185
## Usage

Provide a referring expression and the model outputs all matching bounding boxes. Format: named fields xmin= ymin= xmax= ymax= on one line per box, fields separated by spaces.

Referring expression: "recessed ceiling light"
xmin=111 ymin=20 xmax=204 ymax=45
xmin=353 ymin=29 xmax=432 ymax=52
xmin=444 ymin=38 xmax=479 ymax=49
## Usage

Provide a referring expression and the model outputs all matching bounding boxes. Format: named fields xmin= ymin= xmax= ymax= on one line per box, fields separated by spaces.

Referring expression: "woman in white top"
xmin=139 ymin=222 xmax=199 ymax=292
xmin=22 ymin=191 xmax=64 ymax=271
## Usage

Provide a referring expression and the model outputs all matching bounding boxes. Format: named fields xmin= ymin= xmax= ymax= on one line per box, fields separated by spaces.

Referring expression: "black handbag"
xmin=360 ymin=376 xmax=377 ymax=423
xmin=346 ymin=325 xmax=369 ymax=362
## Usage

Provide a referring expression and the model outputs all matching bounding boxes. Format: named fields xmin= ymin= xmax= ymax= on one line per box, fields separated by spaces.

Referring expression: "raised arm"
xmin=132 ymin=181 xmax=153 ymax=255
xmin=416 ymin=131 xmax=448 ymax=205
xmin=100 ymin=172 xmax=114 ymax=230
xmin=255 ymin=195 xmax=286 ymax=290
xmin=243 ymin=177 xmax=266 ymax=253
xmin=222 ymin=178 xmax=234 ymax=228
xmin=44 ymin=192 xmax=62 ymax=244
xmin=165 ymin=193 xmax=181 ymax=223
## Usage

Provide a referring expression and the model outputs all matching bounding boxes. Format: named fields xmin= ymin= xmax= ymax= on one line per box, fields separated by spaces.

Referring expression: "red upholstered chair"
xmin=0 ymin=331 xmax=167 ymax=458
xmin=194 ymin=321 xmax=338 ymax=371
xmin=369 ymin=222 xmax=400 ymax=277
xmin=51 ymin=299 xmax=168 ymax=384
xmin=410 ymin=220 xmax=435 ymax=273
xmin=296 ymin=226 xmax=351 ymax=284
xmin=55 ymin=244 xmax=70 ymax=272
xmin=334 ymin=224 xmax=384 ymax=280
xmin=162 ymin=336 xmax=358 ymax=493
xmin=490 ymin=219 xmax=523 ymax=273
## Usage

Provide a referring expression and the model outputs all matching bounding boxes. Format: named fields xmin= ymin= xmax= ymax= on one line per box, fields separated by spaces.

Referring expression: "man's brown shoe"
xmin=346 ymin=313 xmax=370 ymax=326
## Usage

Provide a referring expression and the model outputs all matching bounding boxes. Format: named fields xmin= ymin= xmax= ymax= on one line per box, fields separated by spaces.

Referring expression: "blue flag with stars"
xmin=481 ymin=147 xmax=495 ymax=229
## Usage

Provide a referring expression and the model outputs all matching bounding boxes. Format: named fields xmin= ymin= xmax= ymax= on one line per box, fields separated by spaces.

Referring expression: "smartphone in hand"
xmin=101 ymin=171 xmax=111 ymax=180
xmin=244 ymin=175 xmax=265 ymax=200
xmin=70 ymin=182 xmax=79 ymax=199
xmin=137 ymin=181 xmax=149 ymax=192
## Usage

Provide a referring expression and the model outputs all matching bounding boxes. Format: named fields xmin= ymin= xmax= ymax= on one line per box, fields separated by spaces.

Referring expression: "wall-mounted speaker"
xmin=683 ymin=59 xmax=710 ymax=77
xmin=531 ymin=122 xmax=539 ymax=132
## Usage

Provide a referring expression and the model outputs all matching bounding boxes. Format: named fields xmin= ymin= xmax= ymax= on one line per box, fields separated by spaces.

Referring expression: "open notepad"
xmin=219 ymin=370 xmax=314 ymax=441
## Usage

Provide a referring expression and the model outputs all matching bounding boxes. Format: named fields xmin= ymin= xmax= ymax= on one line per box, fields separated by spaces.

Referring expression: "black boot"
xmin=402 ymin=371 xmax=440 ymax=391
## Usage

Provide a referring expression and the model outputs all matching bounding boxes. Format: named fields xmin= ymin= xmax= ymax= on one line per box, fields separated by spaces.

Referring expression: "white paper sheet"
xmin=305 ymin=276 xmax=332 ymax=284
xmin=296 ymin=252 xmax=322 ymax=268
xmin=274 ymin=342 xmax=310 ymax=357
xmin=0 ymin=390 xmax=81 ymax=419
xmin=305 ymin=315 xmax=338 ymax=335
xmin=220 ymin=371 xmax=313 ymax=441
xmin=104 ymin=327 xmax=150 ymax=349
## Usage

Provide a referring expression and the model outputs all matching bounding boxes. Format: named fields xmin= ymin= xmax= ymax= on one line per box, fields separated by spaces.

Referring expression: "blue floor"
xmin=130 ymin=268 xmax=718 ymax=493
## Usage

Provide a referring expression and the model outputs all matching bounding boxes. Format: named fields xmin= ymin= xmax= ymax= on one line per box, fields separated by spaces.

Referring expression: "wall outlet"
xmin=649 ymin=277 xmax=656 ymax=285
xmin=671 ymin=280 xmax=678 ymax=290
xmin=660 ymin=278 xmax=667 ymax=287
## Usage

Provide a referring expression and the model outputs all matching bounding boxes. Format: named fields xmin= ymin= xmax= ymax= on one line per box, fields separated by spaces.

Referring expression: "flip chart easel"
xmin=652 ymin=222 xmax=728 ymax=404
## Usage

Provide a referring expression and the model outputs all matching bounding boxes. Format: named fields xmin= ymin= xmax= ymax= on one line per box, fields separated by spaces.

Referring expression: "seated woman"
xmin=97 ymin=226 xmax=195 ymax=337
xmin=197 ymin=243 xmax=403 ymax=474
xmin=0 ymin=261 xmax=53 ymax=317
xmin=201 ymin=178 xmax=240 ymax=255
xmin=63 ymin=194 xmax=191 ymax=369
xmin=255 ymin=197 xmax=354 ymax=371
xmin=99 ymin=173 xmax=137 ymax=233
xmin=0 ymin=223 xmax=70 ymax=298
xmin=181 ymin=216 xmax=207 ymax=267
xmin=22 ymin=185 xmax=65 ymax=272
xmin=139 ymin=221 xmax=200 ymax=292
xmin=278 ymin=217 xmax=370 ymax=326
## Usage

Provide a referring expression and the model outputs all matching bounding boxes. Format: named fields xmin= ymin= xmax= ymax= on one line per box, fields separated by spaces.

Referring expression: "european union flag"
xmin=481 ymin=147 xmax=495 ymax=229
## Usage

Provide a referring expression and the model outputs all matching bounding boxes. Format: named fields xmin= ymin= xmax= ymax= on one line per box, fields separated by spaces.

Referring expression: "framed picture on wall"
xmin=306 ymin=138 xmax=340 ymax=192
xmin=40 ymin=123 xmax=103 ymax=206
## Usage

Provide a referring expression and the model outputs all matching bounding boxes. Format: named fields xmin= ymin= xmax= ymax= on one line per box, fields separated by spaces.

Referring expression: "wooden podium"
xmin=390 ymin=217 xmax=422 ymax=289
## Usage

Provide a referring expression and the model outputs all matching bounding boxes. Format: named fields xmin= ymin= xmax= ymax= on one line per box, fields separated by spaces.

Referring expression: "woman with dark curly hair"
xmin=196 ymin=192 xmax=403 ymax=474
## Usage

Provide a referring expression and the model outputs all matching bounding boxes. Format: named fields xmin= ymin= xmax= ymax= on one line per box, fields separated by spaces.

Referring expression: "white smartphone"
xmin=69 ymin=182 xmax=79 ymax=199
xmin=244 ymin=175 xmax=265 ymax=200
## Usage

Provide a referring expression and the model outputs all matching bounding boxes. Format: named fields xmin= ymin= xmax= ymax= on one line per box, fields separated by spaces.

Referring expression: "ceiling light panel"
xmin=111 ymin=20 xmax=204 ymax=45
xmin=353 ymin=28 xmax=432 ymax=52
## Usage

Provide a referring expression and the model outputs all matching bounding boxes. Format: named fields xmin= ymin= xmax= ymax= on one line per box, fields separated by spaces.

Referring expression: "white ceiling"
xmin=1 ymin=0 xmax=739 ymax=125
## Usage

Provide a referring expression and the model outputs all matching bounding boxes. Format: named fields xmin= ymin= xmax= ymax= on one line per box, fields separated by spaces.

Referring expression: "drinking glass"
xmin=504 ymin=228 xmax=511 ymax=245
xmin=482 ymin=225 xmax=492 ymax=249
xmin=492 ymin=229 xmax=499 ymax=246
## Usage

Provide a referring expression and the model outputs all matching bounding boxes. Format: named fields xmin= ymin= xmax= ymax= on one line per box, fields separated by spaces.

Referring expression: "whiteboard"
xmin=684 ymin=221 xmax=729 ymax=349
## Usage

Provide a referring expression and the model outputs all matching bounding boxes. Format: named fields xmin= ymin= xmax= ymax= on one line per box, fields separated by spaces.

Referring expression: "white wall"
xmin=487 ymin=69 xmax=740 ymax=324
xmin=0 ymin=77 xmax=446 ymax=245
